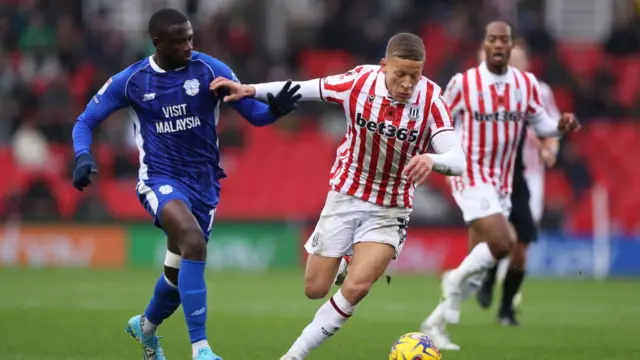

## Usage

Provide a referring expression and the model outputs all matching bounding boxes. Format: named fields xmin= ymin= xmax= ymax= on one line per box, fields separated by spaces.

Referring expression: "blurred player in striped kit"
xmin=475 ymin=39 xmax=561 ymax=326
xmin=418 ymin=21 xmax=579 ymax=351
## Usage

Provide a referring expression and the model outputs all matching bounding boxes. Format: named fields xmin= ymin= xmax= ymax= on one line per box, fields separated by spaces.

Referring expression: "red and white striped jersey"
xmin=446 ymin=62 xmax=548 ymax=195
xmin=319 ymin=65 xmax=454 ymax=208
xmin=523 ymin=81 xmax=560 ymax=178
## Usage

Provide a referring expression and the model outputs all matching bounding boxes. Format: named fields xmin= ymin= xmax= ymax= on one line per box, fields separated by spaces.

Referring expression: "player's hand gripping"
xmin=210 ymin=78 xmax=301 ymax=116
xmin=209 ymin=78 xmax=255 ymax=102
xmin=557 ymin=113 xmax=580 ymax=134
xmin=402 ymin=154 xmax=434 ymax=185
xmin=72 ymin=153 xmax=98 ymax=191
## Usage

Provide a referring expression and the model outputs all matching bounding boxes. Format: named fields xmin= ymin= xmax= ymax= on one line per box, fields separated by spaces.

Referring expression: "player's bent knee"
xmin=177 ymin=226 xmax=207 ymax=260
xmin=340 ymin=280 xmax=371 ymax=304
xmin=304 ymin=282 xmax=331 ymax=299
xmin=487 ymin=229 xmax=515 ymax=259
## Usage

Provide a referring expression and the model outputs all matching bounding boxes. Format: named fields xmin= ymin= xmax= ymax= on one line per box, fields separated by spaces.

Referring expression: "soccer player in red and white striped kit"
xmin=419 ymin=21 xmax=579 ymax=350
xmin=211 ymin=33 xmax=467 ymax=359
xmin=475 ymin=39 xmax=561 ymax=326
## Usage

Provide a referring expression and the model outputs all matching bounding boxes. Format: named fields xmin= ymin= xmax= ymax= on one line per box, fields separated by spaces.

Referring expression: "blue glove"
xmin=72 ymin=153 xmax=98 ymax=191
xmin=267 ymin=80 xmax=302 ymax=117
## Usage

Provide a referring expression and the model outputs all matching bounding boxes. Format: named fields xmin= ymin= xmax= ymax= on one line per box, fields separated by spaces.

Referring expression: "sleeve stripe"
xmin=450 ymin=92 xmax=462 ymax=112
xmin=326 ymin=97 xmax=344 ymax=105
xmin=431 ymin=101 xmax=445 ymax=128
xmin=323 ymin=80 xmax=355 ymax=93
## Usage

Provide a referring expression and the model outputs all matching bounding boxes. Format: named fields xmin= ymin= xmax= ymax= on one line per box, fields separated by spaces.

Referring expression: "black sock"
xmin=500 ymin=269 xmax=525 ymax=314
xmin=481 ymin=264 xmax=499 ymax=291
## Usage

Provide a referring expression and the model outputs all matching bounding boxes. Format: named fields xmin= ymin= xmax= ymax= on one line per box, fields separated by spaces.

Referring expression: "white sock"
xmin=496 ymin=258 xmax=510 ymax=284
xmin=448 ymin=242 xmax=496 ymax=287
xmin=460 ymin=271 xmax=486 ymax=301
xmin=192 ymin=340 xmax=210 ymax=358
xmin=140 ymin=315 xmax=158 ymax=337
xmin=285 ymin=289 xmax=356 ymax=358
xmin=425 ymin=302 xmax=447 ymax=328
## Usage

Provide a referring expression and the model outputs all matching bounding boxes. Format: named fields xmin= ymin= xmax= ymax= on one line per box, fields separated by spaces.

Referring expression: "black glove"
xmin=267 ymin=80 xmax=302 ymax=117
xmin=72 ymin=153 xmax=98 ymax=191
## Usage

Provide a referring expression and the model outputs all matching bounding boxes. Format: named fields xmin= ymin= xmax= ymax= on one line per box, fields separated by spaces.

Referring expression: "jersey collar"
xmin=149 ymin=56 xmax=166 ymax=73
xmin=479 ymin=61 xmax=512 ymax=83
xmin=148 ymin=55 xmax=187 ymax=73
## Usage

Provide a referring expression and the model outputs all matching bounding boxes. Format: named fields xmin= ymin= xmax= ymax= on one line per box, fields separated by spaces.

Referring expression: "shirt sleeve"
xmin=426 ymin=130 xmax=466 ymax=176
xmin=251 ymin=65 xmax=370 ymax=105
xmin=540 ymin=81 xmax=561 ymax=120
xmin=72 ymin=69 xmax=130 ymax=158
xmin=428 ymin=92 xmax=456 ymax=137
xmin=525 ymin=74 xmax=561 ymax=137
xmin=442 ymin=73 xmax=465 ymax=120
xmin=206 ymin=55 xmax=279 ymax=126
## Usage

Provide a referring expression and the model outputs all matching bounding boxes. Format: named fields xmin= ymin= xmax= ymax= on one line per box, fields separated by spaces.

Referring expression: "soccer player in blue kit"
xmin=71 ymin=8 xmax=301 ymax=360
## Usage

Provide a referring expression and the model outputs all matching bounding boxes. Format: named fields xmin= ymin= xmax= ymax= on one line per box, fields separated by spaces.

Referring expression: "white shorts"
xmin=524 ymin=172 xmax=544 ymax=223
xmin=305 ymin=191 xmax=412 ymax=258
xmin=452 ymin=184 xmax=512 ymax=223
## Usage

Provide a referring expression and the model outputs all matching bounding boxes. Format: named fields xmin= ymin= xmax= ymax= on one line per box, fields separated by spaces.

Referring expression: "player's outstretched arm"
xmin=72 ymin=72 xmax=128 ymax=191
xmin=203 ymin=56 xmax=302 ymax=126
xmin=210 ymin=78 xmax=322 ymax=103
xmin=216 ymin=79 xmax=302 ymax=127
xmin=211 ymin=66 xmax=367 ymax=106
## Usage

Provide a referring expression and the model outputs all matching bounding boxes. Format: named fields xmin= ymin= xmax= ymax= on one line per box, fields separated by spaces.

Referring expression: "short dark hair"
xmin=148 ymin=8 xmax=189 ymax=38
xmin=484 ymin=20 xmax=517 ymax=40
xmin=386 ymin=33 xmax=425 ymax=61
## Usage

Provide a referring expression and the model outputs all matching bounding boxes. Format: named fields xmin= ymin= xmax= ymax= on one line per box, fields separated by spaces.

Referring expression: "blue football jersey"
xmin=73 ymin=51 xmax=275 ymax=204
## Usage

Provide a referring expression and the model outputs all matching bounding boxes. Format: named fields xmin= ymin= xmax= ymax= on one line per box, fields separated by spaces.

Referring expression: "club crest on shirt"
xmin=183 ymin=79 xmax=200 ymax=96
xmin=368 ymin=94 xmax=375 ymax=103
xmin=408 ymin=105 xmax=420 ymax=120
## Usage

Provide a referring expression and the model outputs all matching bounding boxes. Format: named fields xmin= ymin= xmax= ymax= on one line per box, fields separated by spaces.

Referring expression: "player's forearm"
xmin=252 ymin=80 xmax=322 ymax=102
xmin=426 ymin=130 xmax=466 ymax=176
xmin=530 ymin=113 xmax=561 ymax=137
xmin=72 ymin=115 xmax=95 ymax=159
xmin=231 ymin=97 xmax=279 ymax=126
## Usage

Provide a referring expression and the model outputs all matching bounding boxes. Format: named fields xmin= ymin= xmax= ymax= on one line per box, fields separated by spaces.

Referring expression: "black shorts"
xmin=509 ymin=169 xmax=538 ymax=244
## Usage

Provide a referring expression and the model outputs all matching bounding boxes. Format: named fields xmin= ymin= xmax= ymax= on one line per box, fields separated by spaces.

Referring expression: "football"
xmin=389 ymin=332 xmax=442 ymax=360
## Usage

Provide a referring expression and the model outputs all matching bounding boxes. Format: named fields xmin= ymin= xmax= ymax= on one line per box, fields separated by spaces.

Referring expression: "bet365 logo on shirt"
xmin=355 ymin=112 xmax=418 ymax=143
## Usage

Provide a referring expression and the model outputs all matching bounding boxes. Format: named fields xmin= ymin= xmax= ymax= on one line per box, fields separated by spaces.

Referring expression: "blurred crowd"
xmin=0 ymin=0 xmax=639 ymax=230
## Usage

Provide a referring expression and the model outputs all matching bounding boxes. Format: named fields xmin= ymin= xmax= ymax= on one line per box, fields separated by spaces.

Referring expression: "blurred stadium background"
xmin=0 ymin=0 xmax=639 ymax=359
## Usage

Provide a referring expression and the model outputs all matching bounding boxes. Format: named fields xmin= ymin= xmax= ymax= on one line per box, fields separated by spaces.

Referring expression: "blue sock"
xmin=179 ymin=259 xmax=208 ymax=344
xmin=143 ymin=274 xmax=182 ymax=326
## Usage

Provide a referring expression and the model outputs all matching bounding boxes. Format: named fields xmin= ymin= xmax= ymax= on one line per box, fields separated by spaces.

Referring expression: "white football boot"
xmin=420 ymin=302 xmax=461 ymax=351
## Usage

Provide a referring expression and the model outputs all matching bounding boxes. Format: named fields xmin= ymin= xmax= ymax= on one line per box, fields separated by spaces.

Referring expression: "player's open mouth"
xmin=492 ymin=53 xmax=505 ymax=60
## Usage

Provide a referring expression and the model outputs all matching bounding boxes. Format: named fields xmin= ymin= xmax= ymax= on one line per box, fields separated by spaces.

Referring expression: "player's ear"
xmin=152 ymin=37 xmax=161 ymax=49
xmin=380 ymin=58 xmax=387 ymax=73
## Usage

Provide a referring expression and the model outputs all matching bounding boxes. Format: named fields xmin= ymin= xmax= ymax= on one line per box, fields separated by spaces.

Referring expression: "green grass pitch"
xmin=0 ymin=269 xmax=637 ymax=359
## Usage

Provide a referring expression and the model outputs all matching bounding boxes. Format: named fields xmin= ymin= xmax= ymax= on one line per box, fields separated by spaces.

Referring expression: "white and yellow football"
xmin=389 ymin=332 xmax=442 ymax=360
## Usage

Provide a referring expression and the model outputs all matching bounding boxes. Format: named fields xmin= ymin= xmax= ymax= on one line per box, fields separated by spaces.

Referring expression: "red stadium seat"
xmin=298 ymin=49 xmax=355 ymax=79
xmin=100 ymin=179 xmax=149 ymax=220
xmin=557 ymin=42 xmax=603 ymax=78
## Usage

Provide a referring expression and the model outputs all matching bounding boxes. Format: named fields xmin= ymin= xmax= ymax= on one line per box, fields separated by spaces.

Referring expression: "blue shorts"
xmin=136 ymin=178 xmax=219 ymax=240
